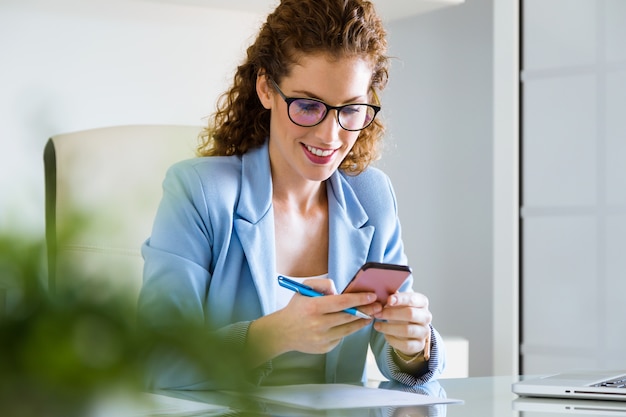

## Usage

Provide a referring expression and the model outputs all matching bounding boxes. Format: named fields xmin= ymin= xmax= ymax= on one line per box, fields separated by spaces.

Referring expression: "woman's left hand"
xmin=372 ymin=291 xmax=432 ymax=358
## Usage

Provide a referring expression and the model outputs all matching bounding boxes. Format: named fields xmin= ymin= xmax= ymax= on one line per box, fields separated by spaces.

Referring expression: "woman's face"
xmin=257 ymin=54 xmax=373 ymax=185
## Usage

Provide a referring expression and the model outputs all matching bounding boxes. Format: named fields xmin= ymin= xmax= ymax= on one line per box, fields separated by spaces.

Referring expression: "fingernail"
xmin=389 ymin=295 xmax=397 ymax=306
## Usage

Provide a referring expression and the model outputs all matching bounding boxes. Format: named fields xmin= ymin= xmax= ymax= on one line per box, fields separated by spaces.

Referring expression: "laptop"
xmin=513 ymin=396 xmax=626 ymax=416
xmin=512 ymin=370 xmax=626 ymax=401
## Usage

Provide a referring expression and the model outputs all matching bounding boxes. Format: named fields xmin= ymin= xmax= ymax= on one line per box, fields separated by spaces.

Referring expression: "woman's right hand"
xmin=246 ymin=278 xmax=380 ymax=366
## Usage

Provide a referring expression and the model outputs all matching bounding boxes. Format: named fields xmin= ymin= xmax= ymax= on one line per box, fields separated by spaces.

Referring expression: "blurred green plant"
xmin=0 ymin=231 xmax=251 ymax=417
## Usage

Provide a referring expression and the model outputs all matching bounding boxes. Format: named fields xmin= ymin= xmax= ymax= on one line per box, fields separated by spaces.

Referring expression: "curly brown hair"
xmin=197 ymin=0 xmax=389 ymax=174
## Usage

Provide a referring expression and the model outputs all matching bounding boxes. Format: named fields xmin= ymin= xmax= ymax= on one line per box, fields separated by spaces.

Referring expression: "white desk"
xmin=148 ymin=375 xmax=625 ymax=416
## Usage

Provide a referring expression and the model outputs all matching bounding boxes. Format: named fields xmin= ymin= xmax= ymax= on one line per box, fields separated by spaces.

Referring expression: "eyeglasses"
xmin=269 ymin=78 xmax=381 ymax=132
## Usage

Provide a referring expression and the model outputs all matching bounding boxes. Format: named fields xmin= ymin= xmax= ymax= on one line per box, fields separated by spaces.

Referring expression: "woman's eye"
xmin=341 ymin=105 xmax=362 ymax=115
xmin=295 ymin=100 xmax=324 ymax=114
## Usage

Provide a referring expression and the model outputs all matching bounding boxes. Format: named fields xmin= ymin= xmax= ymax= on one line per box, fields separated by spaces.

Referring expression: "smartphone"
xmin=341 ymin=262 xmax=412 ymax=304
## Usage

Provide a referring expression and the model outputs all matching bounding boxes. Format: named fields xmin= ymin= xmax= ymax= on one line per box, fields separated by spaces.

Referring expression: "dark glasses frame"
xmin=269 ymin=78 xmax=381 ymax=132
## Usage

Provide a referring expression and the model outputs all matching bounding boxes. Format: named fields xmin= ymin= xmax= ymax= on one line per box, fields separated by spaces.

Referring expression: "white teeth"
xmin=306 ymin=145 xmax=334 ymax=157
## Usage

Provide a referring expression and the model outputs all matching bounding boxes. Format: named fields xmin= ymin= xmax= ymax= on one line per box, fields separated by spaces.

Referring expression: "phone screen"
xmin=341 ymin=262 xmax=412 ymax=304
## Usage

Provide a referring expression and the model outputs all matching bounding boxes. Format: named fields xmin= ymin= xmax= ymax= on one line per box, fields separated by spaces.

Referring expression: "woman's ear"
xmin=256 ymin=72 xmax=272 ymax=110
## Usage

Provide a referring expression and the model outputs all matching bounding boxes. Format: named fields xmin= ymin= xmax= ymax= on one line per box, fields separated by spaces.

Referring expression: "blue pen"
xmin=278 ymin=275 xmax=372 ymax=319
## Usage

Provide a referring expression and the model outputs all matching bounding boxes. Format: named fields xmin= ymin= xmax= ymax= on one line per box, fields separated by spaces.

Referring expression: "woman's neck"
xmin=272 ymin=176 xmax=327 ymax=215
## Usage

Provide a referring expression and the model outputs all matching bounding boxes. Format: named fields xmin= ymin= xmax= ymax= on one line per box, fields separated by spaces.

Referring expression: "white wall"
xmin=380 ymin=0 xmax=494 ymax=376
xmin=0 ymin=0 xmax=263 ymax=235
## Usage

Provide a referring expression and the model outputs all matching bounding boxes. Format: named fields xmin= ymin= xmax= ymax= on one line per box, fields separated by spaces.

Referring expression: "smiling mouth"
xmin=304 ymin=144 xmax=336 ymax=157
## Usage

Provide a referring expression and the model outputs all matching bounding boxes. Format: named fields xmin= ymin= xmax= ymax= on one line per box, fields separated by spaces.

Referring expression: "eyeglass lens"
xmin=289 ymin=99 xmax=376 ymax=131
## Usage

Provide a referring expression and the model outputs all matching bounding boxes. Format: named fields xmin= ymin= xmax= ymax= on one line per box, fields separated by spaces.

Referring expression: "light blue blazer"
xmin=138 ymin=141 xmax=445 ymax=389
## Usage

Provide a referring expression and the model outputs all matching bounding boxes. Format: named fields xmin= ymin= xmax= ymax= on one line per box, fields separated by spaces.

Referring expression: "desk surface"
xmin=147 ymin=375 xmax=626 ymax=417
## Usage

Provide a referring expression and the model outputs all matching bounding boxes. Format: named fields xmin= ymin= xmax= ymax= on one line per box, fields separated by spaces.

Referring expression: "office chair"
xmin=44 ymin=125 xmax=202 ymax=298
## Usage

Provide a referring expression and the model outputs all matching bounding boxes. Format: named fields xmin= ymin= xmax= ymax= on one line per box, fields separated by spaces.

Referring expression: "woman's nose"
xmin=314 ymin=109 xmax=343 ymax=138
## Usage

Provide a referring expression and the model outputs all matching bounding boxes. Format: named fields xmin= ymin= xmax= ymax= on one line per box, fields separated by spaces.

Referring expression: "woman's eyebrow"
xmin=291 ymin=88 xmax=368 ymax=104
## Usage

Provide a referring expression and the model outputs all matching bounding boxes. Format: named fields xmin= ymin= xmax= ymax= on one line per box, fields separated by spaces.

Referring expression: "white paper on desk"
xmin=241 ymin=383 xmax=461 ymax=410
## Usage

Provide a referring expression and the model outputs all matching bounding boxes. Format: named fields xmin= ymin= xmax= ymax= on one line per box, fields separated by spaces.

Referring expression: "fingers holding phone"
xmin=373 ymin=291 xmax=432 ymax=359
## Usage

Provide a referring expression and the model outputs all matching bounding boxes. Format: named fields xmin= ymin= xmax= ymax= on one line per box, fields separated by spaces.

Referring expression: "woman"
xmin=138 ymin=0 xmax=446 ymax=389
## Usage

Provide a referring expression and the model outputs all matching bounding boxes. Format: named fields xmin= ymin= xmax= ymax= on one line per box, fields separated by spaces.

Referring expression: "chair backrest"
xmin=44 ymin=125 xmax=202 ymax=298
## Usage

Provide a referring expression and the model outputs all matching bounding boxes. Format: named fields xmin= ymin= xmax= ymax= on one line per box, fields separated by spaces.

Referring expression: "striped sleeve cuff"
xmin=384 ymin=325 xmax=445 ymax=386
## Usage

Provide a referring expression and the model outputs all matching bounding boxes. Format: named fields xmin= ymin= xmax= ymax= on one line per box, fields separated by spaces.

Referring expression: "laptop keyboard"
xmin=591 ymin=376 xmax=626 ymax=388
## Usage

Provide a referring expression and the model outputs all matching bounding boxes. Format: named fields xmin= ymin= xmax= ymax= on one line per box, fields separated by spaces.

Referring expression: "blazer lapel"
xmin=327 ymin=172 xmax=374 ymax=291
xmin=234 ymin=144 xmax=276 ymax=316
